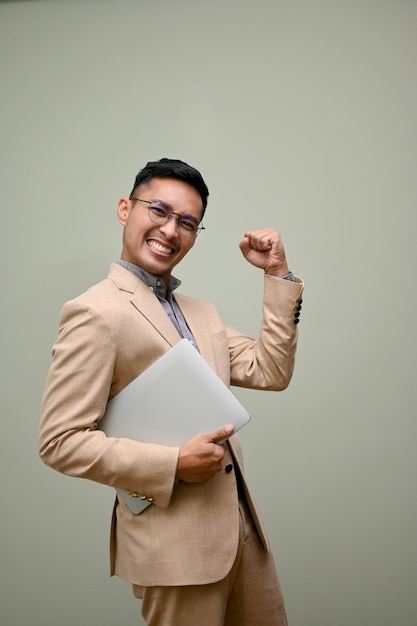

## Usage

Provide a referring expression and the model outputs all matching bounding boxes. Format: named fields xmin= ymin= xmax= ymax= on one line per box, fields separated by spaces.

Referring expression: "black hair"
xmin=130 ymin=158 xmax=209 ymax=216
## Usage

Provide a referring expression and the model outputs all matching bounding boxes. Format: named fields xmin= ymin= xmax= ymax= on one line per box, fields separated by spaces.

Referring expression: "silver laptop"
xmin=99 ymin=339 xmax=250 ymax=513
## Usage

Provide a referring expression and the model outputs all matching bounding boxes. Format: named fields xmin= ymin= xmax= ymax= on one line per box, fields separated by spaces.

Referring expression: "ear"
xmin=117 ymin=197 xmax=129 ymax=225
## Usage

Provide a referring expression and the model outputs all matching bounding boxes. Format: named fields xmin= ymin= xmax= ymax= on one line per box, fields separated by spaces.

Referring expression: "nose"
xmin=158 ymin=214 xmax=179 ymax=237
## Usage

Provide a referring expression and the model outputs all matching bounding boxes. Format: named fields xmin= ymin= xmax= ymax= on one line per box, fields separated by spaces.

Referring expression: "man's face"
xmin=117 ymin=177 xmax=204 ymax=285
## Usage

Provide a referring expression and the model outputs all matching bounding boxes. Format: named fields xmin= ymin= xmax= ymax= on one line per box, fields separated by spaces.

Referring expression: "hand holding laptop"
xmin=177 ymin=423 xmax=234 ymax=483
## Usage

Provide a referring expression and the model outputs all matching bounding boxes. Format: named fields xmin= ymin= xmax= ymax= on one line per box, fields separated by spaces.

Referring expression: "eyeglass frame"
xmin=129 ymin=196 xmax=205 ymax=238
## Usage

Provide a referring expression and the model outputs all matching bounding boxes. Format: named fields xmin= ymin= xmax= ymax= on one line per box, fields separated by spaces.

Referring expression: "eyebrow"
xmin=151 ymin=199 xmax=202 ymax=223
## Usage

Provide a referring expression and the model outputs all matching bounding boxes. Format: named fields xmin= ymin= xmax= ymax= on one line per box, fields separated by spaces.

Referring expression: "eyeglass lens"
xmin=148 ymin=201 xmax=201 ymax=237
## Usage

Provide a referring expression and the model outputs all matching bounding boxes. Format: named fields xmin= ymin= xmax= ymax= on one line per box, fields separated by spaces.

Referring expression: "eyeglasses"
xmin=130 ymin=197 xmax=205 ymax=238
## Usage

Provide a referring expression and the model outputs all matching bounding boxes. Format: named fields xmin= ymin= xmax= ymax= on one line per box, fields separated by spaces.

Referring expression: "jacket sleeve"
xmin=227 ymin=274 xmax=304 ymax=391
xmin=39 ymin=298 xmax=179 ymax=508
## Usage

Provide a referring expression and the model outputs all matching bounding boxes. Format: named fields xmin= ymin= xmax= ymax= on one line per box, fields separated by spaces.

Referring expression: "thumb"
xmin=239 ymin=236 xmax=250 ymax=258
xmin=211 ymin=424 xmax=234 ymax=444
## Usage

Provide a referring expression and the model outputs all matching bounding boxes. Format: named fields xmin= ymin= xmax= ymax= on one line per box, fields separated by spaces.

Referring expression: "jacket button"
xmin=225 ymin=464 xmax=233 ymax=473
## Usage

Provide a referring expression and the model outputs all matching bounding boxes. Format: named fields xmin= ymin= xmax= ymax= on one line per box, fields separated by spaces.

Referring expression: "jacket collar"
xmin=106 ymin=263 xmax=218 ymax=371
xmin=108 ymin=263 xmax=181 ymax=347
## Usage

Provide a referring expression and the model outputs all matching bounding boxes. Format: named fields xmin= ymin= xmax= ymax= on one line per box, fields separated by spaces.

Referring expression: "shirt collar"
xmin=115 ymin=260 xmax=181 ymax=300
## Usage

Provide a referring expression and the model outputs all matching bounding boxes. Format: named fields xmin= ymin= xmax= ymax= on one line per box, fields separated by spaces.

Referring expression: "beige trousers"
xmin=133 ymin=498 xmax=288 ymax=626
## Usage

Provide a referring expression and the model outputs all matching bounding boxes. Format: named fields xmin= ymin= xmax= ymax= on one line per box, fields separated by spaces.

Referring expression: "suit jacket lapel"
xmin=108 ymin=263 xmax=181 ymax=347
xmin=131 ymin=284 xmax=182 ymax=347
xmin=174 ymin=293 xmax=218 ymax=371
xmin=108 ymin=264 xmax=218 ymax=368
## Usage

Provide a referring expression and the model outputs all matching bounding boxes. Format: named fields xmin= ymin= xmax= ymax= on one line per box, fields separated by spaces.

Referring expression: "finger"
xmin=244 ymin=232 xmax=270 ymax=251
xmin=239 ymin=237 xmax=251 ymax=255
xmin=210 ymin=424 xmax=234 ymax=444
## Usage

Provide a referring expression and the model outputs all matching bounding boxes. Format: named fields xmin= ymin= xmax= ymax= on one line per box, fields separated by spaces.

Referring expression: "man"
xmin=39 ymin=158 xmax=303 ymax=625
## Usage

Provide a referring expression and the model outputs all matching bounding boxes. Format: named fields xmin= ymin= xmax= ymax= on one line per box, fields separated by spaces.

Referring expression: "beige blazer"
xmin=39 ymin=263 xmax=303 ymax=587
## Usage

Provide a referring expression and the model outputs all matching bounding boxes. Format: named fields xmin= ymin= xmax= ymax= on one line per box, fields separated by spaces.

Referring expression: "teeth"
xmin=147 ymin=240 xmax=173 ymax=254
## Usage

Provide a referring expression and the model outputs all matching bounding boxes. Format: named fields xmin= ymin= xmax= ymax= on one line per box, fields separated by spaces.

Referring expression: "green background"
xmin=1 ymin=1 xmax=416 ymax=624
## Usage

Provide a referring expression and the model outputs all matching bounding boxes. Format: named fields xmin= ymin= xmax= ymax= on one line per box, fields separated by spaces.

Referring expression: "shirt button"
xmin=225 ymin=464 xmax=233 ymax=473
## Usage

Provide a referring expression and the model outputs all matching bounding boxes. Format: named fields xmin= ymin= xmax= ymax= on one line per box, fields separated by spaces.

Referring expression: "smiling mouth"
xmin=146 ymin=239 xmax=175 ymax=255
